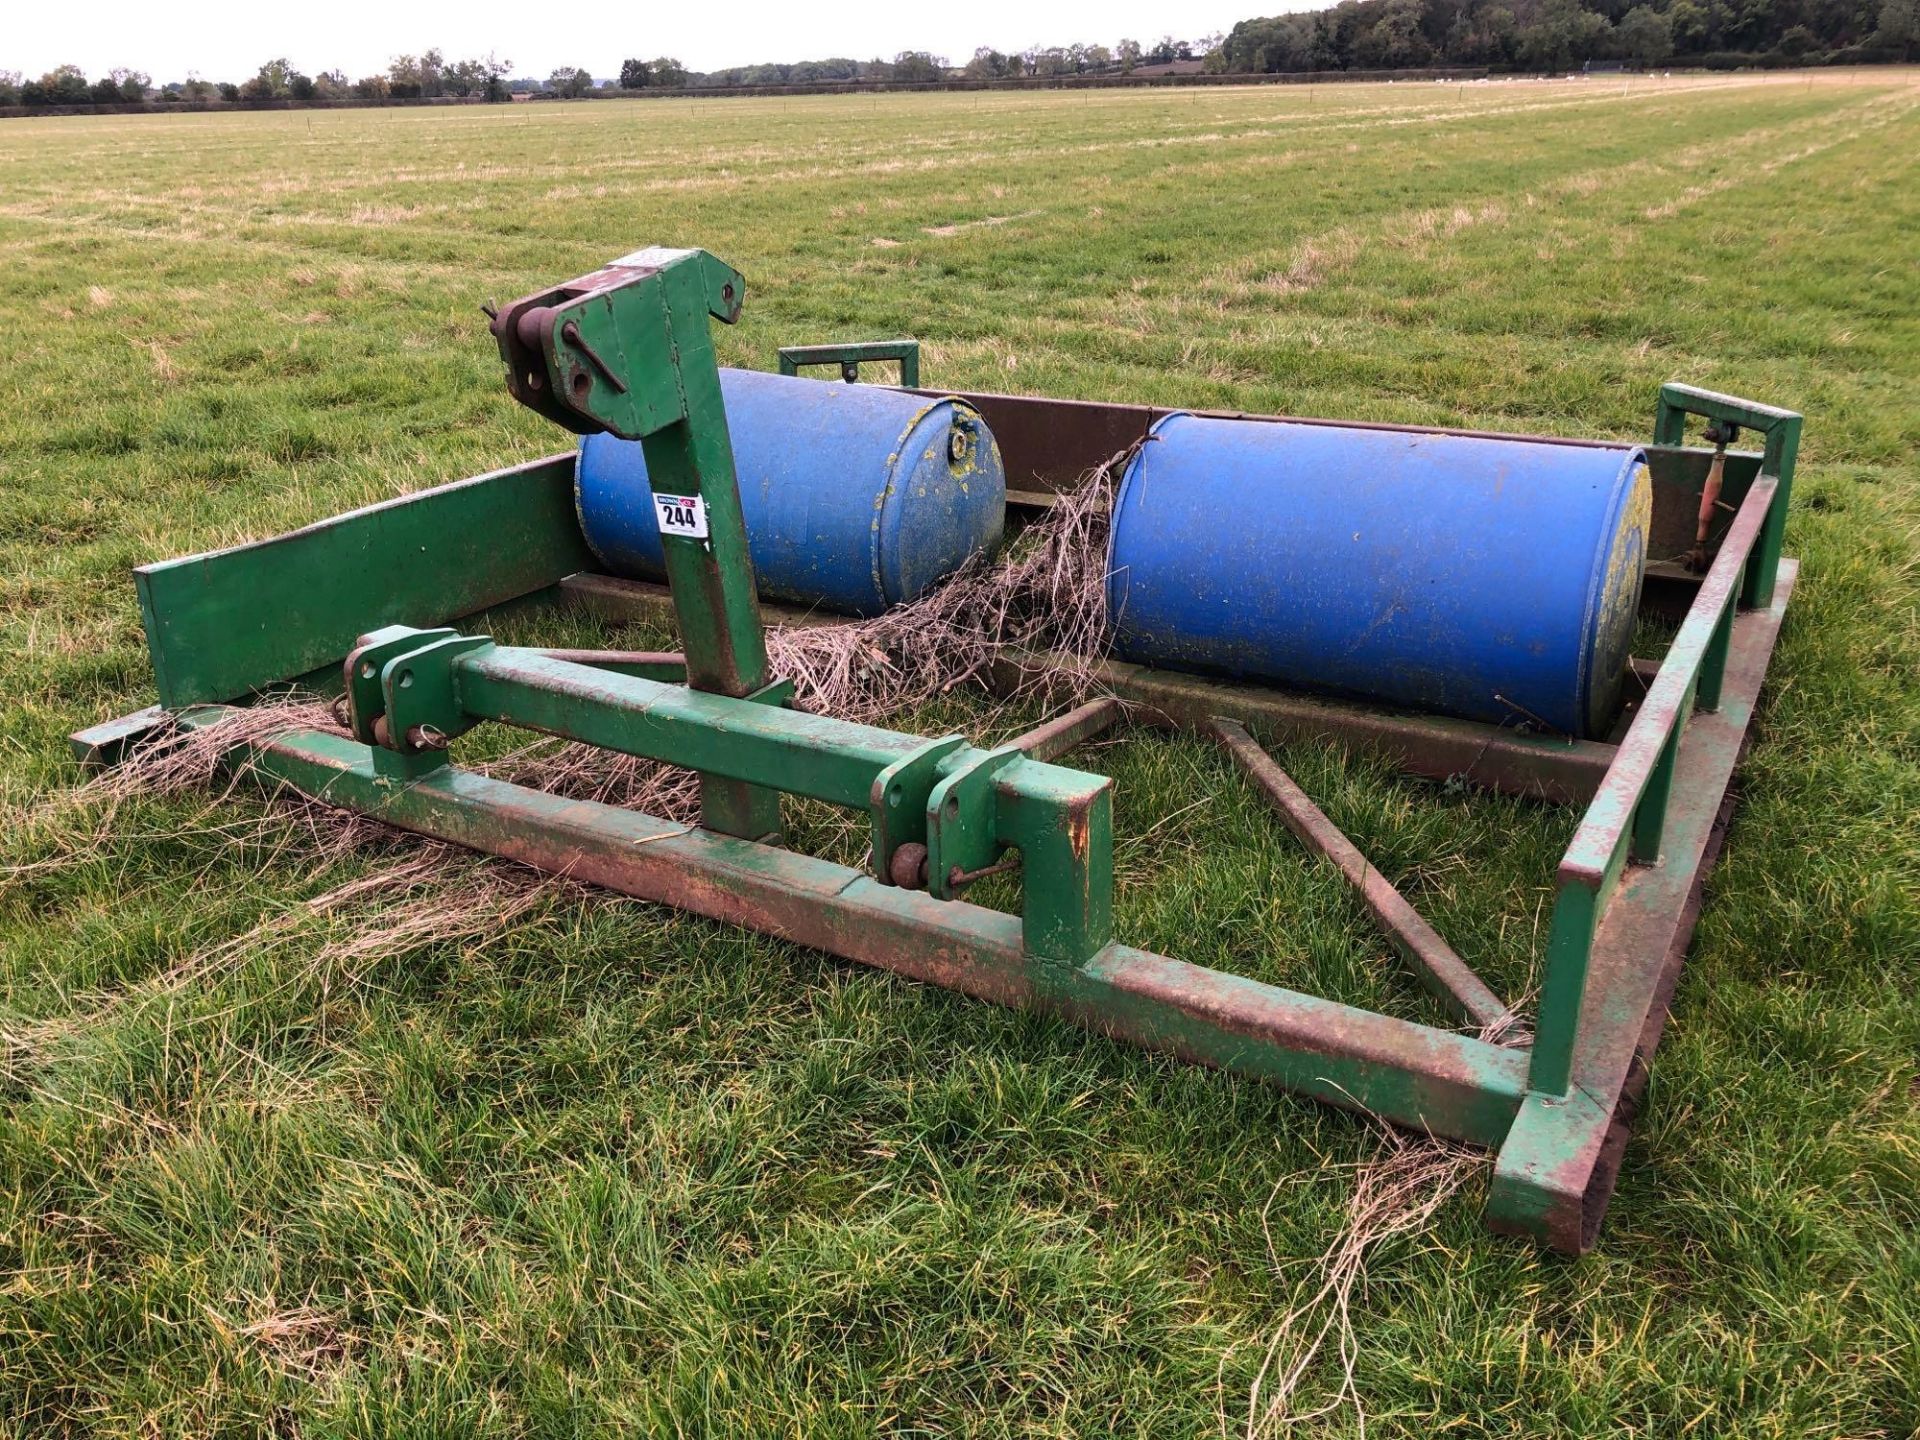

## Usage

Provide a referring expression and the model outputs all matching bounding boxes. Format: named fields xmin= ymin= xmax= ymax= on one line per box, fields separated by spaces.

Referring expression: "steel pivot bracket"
xmin=925 ymin=745 xmax=1023 ymax=901
xmin=490 ymin=247 xmax=745 ymax=440
xmin=870 ymin=735 xmax=967 ymax=887
xmin=488 ymin=246 xmax=777 ymax=840
xmin=777 ymin=339 xmax=922 ymax=387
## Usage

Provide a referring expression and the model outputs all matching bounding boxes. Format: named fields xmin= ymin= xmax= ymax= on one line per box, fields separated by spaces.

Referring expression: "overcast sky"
xmin=7 ymin=0 xmax=1270 ymax=83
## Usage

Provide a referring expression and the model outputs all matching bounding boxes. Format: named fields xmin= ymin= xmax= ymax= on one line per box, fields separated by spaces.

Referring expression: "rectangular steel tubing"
xmin=69 ymin=705 xmax=169 ymax=769
xmin=1559 ymin=477 xmax=1777 ymax=886
xmin=780 ymin=341 xmax=921 ymax=386
xmin=205 ymin=721 xmax=1531 ymax=1149
xmin=1010 ymin=698 xmax=1124 ymax=762
xmin=1489 ymin=562 xmax=1796 ymax=1251
xmin=454 ymin=647 xmax=925 ymax=809
xmin=1528 ymin=478 xmax=1775 ymax=1102
xmin=1206 ymin=719 xmax=1513 ymax=1033
xmin=1002 ymin=655 xmax=1617 ymax=805
xmin=555 ymin=581 xmax=1615 ymax=805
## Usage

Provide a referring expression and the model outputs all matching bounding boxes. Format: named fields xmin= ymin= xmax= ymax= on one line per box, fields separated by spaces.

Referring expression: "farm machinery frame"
xmin=77 ymin=248 xmax=1800 ymax=1253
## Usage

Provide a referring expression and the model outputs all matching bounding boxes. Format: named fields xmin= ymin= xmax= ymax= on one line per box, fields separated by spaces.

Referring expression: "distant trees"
xmin=963 ymin=47 xmax=1014 ymax=78
xmin=888 ymin=50 xmax=947 ymax=81
xmin=1223 ymin=0 xmax=1906 ymax=72
xmin=455 ymin=54 xmax=514 ymax=100
xmin=1616 ymin=6 xmax=1674 ymax=64
xmin=241 ymin=57 xmax=301 ymax=100
xmin=387 ymin=50 xmax=444 ymax=98
xmin=5 ymin=5 xmax=1908 ymax=118
xmin=20 ymin=64 xmax=91 ymax=105
xmin=1880 ymin=0 xmax=1920 ymax=58
xmin=616 ymin=56 xmax=689 ymax=89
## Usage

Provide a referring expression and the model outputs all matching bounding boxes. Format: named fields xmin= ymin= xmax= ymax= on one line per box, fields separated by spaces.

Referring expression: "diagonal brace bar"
xmin=1206 ymin=718 xmax=1514 ymax=1033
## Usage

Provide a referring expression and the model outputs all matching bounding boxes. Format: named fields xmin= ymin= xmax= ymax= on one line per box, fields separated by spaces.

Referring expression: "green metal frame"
xmin=777 ymin=339 xmax=921 ymax=386
xmin=76 ymin=276 xmax=1801 ymax=1254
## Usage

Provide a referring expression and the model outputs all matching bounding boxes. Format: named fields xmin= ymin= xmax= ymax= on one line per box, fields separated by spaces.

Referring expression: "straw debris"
xmin=1229 ymin=1121 xmax=1484 ymax=1440
xmin=478 ymin=452 xmax=1132 ymax=821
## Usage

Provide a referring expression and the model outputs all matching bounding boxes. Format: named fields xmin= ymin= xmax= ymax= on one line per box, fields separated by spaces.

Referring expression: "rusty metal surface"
xmin=916 ymin=392 xmax=1153 ymax=495
xmin=917 ymin=390 xmax=1670 ymax=499
xmin=1207 ymin=718 xmax=1513 ymax=1032
xmin=203 ymin=721 xmax=1529 ymax=1149
xmin=1010 ymin=698 xmax=1123 ymax=763
xmin=1488 ymin=560 xmax=1796 ymax=1251
xmin=1001 ymin=654 xmax=1616 ymax=805
xmin=559 ymin=572 xmax=837 ymax=630
xmin=1644 ymin=445 xmax=1763 ymax=565
xmin=67 ymin=705 xmax=169 ymax=769
xmin=1560 ymin=478 xmax=1777 ymax=885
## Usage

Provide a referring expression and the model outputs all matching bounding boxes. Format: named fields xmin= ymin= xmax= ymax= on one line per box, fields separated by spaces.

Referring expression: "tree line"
xmin=685 ymin=36 xmax=1212 ymax=87
xmin=0 ymin=36 xmax=1223 ymax=111
xmin=3 ymin=6 xmax=1912 ymax=113
xmin=0 ymin=50 xmax=523 ymax=108
xmin=1223 ymin=0 xmax=1917 ymax=73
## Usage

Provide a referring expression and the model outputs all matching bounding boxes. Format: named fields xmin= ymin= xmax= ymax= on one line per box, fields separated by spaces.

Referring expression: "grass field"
xmin=2 ymin=73 xmax=1918 ymax=1437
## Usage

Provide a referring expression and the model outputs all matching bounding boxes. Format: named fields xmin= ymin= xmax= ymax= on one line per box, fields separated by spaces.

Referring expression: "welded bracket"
xmin=1653 ymin=383 xmax=1802 ymax=608
xmin=491 ymin=247 xmax=745 ymax=439
xmin=871 ymin=735 xmax=968 ymax=886
xmin=926 ymin=744 xmax=1022 ymax=901
xmin=343 ymin=626 xmax=488 ymax=779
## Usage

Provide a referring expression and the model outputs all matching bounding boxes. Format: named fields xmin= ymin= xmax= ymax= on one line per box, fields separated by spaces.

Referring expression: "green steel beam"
xmin=488 ymin=247 xmax=780 ymax=839
xmin=1527 ymin=476 xmax=1776 ymax=1099
xmin=455 ymin=644 xmax=925 ymax=808
xmin=172 ymin=712 xmax=1531 ymax=1149
xmin=361 ymin=633 xmax=1114 ymax=964
xmin=1489 ymin=561 xmax=1797 ymax=1250
xmin=134 ymin=455 xmax=588 ymax=708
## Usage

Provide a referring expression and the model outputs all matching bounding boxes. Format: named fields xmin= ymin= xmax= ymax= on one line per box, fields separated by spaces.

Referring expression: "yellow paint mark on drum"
xmin=1587 ymin=461 xmax=1653 ymax=733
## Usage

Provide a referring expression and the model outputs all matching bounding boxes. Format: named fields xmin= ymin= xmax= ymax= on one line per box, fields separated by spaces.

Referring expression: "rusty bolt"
xmin=946 ymin=854 xmax=1022 ymax=891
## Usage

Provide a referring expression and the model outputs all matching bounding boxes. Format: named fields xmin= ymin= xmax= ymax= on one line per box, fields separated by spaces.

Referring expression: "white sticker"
xmin=652 ymin=492 xmax=709 ymax=540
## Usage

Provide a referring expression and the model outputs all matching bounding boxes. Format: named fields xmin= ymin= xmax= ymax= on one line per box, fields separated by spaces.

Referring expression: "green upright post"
xmin=639 ymin=262 xmax=782 ymax=838
xmin=489 ymin=247 xmax=782 ymax=840
xmin=1743 ymin=415 xmax=1799 ymax=610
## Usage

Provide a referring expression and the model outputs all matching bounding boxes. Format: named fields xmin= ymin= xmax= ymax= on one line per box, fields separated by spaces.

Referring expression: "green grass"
xmin=2 ymin=73 xmax=1918 ymax=1437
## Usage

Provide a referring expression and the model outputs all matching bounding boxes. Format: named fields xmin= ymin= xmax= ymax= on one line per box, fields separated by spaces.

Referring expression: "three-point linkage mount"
xmin=343 ymin=247 xmax=1115 ymax=968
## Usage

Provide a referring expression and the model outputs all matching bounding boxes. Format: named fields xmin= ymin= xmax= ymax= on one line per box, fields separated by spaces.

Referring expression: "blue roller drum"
xmin=1106 ymin=416 xmax=1652 ymax=739
xmin=576 ymin=369 xmax=1005 ymax=616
